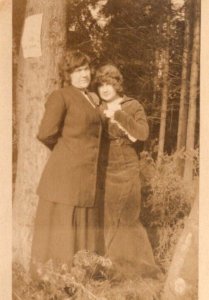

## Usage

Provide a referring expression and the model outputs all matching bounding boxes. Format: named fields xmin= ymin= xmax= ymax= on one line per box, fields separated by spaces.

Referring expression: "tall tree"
xmin=149 ymin=47 xmax=163 ymax=138
xmin=67 ymin=0 xmax=104 ymax=58
xmin=176 ymin=0 xmax=191 ymax=153
xmin=13 ymin=0 xmax=67 ymax=270
xmin=157 ymin=11 xmax=171 ymax=165
xmin=176 ymin=0 xmax=192 ymax=175
xmin=183 ymin=0 xmax=200 ymax=183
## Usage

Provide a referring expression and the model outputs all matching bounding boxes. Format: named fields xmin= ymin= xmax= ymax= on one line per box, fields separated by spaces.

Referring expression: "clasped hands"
xmin=103 ymin=102 xmax=121 ymax=120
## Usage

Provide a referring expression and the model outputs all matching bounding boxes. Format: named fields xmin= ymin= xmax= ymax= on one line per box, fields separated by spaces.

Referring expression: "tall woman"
xmin=94 ymin=64 xmax=160 ymax=278
xmin=30 ymin=50 xmax=104 ymax=274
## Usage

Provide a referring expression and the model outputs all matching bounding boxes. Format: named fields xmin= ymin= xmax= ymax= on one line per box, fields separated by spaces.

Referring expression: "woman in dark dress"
xmin=94 ymin=64 xmax=160 ymax=278
xmin=30 ymin=50 xmax=104 ymax=274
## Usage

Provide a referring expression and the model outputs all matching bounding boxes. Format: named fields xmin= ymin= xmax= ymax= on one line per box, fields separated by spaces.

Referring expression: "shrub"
xmin=140 ymin=150 xmax=198 ymax=271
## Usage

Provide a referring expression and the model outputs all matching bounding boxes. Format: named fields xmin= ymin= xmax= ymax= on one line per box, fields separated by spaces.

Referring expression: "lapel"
xmin=86 ymin=91 xmax=100 ymax=107
xmin=69 ymin=85 xmax=100 ymax=109
xmin=120 ymin=95 xmax=134 ymax=105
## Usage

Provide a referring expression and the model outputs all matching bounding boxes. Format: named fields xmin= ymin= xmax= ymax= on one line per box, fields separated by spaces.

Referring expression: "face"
xmin=98 ymin=83 xmax=118 ymax=102
xmin=70 ymin=64 xmax=91 ymax=89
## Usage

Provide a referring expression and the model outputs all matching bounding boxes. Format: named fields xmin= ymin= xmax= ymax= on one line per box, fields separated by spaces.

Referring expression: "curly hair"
xmin=93 ymin=64 xmax=124 ymax=96
xmin=59 ymin=49 xmax=91 ymax=85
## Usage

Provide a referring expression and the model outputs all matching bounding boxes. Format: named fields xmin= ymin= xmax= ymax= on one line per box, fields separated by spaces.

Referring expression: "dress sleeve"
xmin=37 ymin=90 xmax=67 ymax=150
xmin=113 ymin=100 xmax=149 ymax=141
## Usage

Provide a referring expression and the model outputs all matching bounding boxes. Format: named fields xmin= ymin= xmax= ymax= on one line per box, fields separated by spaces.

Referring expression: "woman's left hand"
xmin=104 ymin=102 xmax=121 ymax=119
xmin=103 ymin=109 xmax=115 ymax=119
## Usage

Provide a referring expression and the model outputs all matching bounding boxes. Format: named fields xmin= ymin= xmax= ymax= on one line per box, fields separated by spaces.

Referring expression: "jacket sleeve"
xmin=113 ymin=100 xmax=149 ymax=141
xmin=37 ymin=90 xmax=67 ymax=150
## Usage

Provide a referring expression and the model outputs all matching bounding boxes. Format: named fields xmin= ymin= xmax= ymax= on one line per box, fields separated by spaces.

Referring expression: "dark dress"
xmin=99 ymin=96 xmax=160 ymax=277
xmin=30 ymin=86 xmax=104 ymax=274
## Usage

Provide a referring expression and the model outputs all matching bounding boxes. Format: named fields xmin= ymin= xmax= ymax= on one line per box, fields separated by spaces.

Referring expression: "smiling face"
xmin=98 ymin=83 xmax=119 ymax=102
xmin=70 ymin=64 xmax=91 ymax=90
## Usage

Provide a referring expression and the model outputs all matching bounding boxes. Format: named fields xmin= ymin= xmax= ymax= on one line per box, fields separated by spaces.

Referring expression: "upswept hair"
xmin=59 ymin=49 xmax=91 ymax=85
xmin=94 ymin=64 xmax=124 ymax=96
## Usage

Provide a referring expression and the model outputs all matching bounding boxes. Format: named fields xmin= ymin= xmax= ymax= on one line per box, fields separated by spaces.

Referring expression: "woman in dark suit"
xmin=94 ymin=64 xmax=161 ymax=278
xmin=30 ymin=50 xmax=104 ymax=274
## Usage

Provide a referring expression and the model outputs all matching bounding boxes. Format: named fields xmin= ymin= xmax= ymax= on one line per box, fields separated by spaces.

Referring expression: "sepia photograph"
xmin=1 ymin=0 xmax=208 ymax=299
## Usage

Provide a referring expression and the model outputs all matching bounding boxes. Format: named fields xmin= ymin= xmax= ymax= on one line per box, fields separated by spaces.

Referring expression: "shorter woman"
xmin=94 ymin=64 xmax=160 ymax=278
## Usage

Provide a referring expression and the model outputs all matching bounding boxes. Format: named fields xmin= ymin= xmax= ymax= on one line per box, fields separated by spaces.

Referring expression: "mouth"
xmin=80 ymin=79 xmax=90 ymax=84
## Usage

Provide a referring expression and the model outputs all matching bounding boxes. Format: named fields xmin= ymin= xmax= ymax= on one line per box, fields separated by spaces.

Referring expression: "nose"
xmin=102 ymin=84 xmax=108 ymax=91
xmin=81 ymin=69 xmax=89 ymax=76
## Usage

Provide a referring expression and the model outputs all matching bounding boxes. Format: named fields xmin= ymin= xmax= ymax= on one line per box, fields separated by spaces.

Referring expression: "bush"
xmin=140 ymin=150 xmax=198 ymax=271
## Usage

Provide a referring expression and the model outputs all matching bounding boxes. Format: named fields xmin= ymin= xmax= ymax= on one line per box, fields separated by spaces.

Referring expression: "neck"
xmin=79 ymin=88 xmax=88 ymax=92
xmin=71 ymin=85 xmax=88 ymax=92
xmin=107 ymin=96 xmax=122 ymax=104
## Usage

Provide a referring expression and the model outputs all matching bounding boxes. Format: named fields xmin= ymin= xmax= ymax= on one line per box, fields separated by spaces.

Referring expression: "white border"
xmin=0 ymin=1 xmax=12 ymax=300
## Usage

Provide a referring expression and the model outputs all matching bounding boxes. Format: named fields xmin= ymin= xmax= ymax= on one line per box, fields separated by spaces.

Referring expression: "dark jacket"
xmin=37 ymin=85 xmax=102 ymax=207
xmin=99 ymin=96 xmax=149 ymax=225
xmin=99 ymin=96 xmax=149 ymax=142
xmin=113 ymin=96 xmax=149 ymax=141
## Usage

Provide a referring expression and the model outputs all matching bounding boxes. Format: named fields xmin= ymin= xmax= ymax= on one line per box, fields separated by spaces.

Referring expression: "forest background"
xmin=1 ymin=0 xmax=208 ymax=299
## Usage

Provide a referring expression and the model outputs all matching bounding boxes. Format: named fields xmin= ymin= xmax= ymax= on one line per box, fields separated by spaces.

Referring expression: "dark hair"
xmin=93 ymin=64 xmax=124 ymax=96
xmin=59 ymin=49 xmax=91 ymax=85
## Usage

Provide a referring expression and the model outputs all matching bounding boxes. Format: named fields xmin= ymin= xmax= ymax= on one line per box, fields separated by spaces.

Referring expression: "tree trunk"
xmin=157 ymin=16 xmax=170 ymax=166
xmin=176 ymin=0 xmax=191 ymax=175
xmin=162 ymin=189 xmax=198 ymax=300
xmin=183 ymin=0 xmax=200 ymax=183
xmin=176 ymin=0 xmax=191 ymax=150
xmin=150 ymin=48 xmax=162 ymax=137
xmin=153 ymin=49 xmax=161 ymax=104
xmin=13 ymin=0 xmax=67 ymax=270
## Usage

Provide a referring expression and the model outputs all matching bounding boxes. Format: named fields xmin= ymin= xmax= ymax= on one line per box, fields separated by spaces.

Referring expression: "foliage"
xmin=140 ymin=150 xmax=198 ymax=271
xmin=13 ymin=0 xmax=200 ymax=157
xmin=13 ymin=251 xmax=163 ymax=300
xmin=67 ymin=0 xmax=108 ymax=59
xmin=65 ymin=0 xmax=195 ymax=155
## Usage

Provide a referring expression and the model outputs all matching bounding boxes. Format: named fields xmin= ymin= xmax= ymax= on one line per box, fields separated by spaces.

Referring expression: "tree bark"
xmin=157 ymin=15 xmax=170 ymax=166
xmin=13 ymin=0 xmax=67 ymax=270
xmin=177 ymin=1 xmax=191 ymax=152
xmin=176 ymin=0 xmax=191 ymax=175
xmin=153 ymin=49 xmax=161 ymax=105
xmin=183 ymin=0 xmax=200 ymax=183
xmin=150 ymin=48 xmax=162 ymax=137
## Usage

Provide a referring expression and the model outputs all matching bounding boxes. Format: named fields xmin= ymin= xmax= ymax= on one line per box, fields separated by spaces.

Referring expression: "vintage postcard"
xmin=0 ymin=0 xmax=209 ymax=299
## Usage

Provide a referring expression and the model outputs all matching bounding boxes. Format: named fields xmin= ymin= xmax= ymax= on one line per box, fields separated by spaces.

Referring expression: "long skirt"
xmin=30 ymin=198 xmax=104 ymax=275
xmin=102 ymin=141 xmax=161 ymax=278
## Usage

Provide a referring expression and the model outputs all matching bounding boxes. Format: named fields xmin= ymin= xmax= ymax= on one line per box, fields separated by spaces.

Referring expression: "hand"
xmin=103 ymin=109 xmax=115 ymax=119
xmin=103 ymin=103 xmax=121 ymax=119
xmin=109 ymin=102 xmax=121 ymax=112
